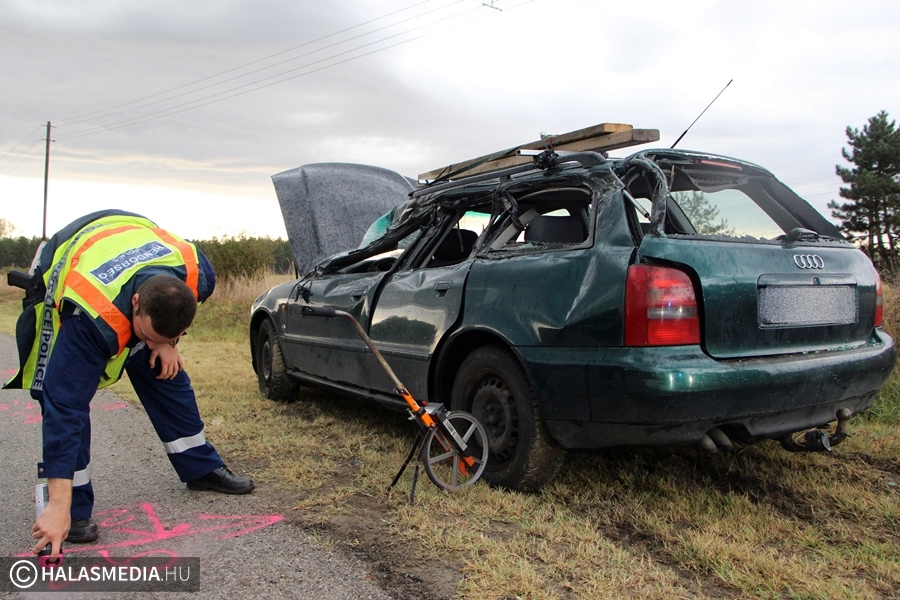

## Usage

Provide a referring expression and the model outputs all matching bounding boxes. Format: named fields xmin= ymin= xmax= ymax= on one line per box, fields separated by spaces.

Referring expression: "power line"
xmin=58 ymin=0 xmax=466 ymax=131
xmin=56 ymin=0 xmax=449 ymax=127
xmin=792 ymin=181 xmax=843 ymax=193
xmin=56 ymin=0 xmax=514 ymax=140
xmin=0 ymin=124 xmax=44 ymax=169
xmin=782 ymin=173 xmax=840 ymax=186
xmin=0 ymin=136 xmax=45 ymax=176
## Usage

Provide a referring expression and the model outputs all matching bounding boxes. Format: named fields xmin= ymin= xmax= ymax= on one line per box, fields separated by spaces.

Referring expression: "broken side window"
xmin=486 ymin=186 xmax=592 ymax=252
xmin=420 ymin=210 xmax=488 ymax=269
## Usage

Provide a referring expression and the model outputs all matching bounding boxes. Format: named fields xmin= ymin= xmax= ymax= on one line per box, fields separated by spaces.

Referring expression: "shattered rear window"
xmin=629 ymin=156 xmax=833 ymax=242
xmin=671 ymin=188 xmax=783 ymax=239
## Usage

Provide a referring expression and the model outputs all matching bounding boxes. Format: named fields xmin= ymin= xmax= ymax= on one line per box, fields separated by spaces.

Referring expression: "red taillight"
xmin=625 ymin=265 xmax=700 ymax=346
xmin=875 ymin=271 xmax=884 ymax=328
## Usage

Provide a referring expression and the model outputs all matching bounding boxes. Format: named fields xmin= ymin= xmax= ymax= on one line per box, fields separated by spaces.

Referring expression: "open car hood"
xmin=272 ymin=162 xmax=415 ymax=273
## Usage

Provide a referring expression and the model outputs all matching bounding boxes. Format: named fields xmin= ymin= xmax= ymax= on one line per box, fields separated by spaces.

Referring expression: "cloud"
xmin=2 ymin=0 xmax=899 ymax=238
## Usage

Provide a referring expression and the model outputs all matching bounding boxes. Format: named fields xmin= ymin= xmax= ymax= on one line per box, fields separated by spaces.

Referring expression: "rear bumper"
xmin=516 ymin=329 xmax=896 ymax=449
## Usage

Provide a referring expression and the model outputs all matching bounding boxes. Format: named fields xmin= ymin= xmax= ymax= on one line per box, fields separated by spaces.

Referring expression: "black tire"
xmin=256 ymin=319 xmax=299 ymax=401
xmin=451 ymin=346 xmax=565 ymax=492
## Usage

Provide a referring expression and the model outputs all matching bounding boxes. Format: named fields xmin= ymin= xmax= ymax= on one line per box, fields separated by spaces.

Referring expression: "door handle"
xmin=350 ymin=288 xmax=367 ymax=301
xmin=434 ymin=281 xmax=451 ymax=297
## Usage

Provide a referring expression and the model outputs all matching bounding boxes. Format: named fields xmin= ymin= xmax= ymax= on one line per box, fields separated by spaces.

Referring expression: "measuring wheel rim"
xmin=421 ymin=411 xmax=489 ymax=490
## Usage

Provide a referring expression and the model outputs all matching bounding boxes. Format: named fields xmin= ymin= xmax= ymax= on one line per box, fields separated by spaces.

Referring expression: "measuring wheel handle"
xmin=301 ymin=306 xmax=489 ymax=495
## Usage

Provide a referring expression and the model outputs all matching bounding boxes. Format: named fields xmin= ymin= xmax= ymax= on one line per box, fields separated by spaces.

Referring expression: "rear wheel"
xmin=256 ymin=319 xmax=299 ymax=401
xmin=451 ymin=346 xmax=565 ymax=492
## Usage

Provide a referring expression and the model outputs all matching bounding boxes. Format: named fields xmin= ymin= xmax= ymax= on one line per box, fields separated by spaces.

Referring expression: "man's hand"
xmin=148 ymin=341 xmax=184 ymax=379
xmin=32 ymin=479 xmax=72 ymax=560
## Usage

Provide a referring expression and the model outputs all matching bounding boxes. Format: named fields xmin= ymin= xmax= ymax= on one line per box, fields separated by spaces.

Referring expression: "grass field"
xmin=2 ymin=275 xmax=898 ymax=599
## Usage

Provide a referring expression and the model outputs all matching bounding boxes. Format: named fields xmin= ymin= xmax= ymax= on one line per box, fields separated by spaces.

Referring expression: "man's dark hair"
xmin=136 ymin=275 xmax=197 ymax=338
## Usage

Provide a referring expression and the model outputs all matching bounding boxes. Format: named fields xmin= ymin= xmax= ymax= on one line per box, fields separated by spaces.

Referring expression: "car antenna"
xmin=670 ymin=79 xmax=733 ymax=149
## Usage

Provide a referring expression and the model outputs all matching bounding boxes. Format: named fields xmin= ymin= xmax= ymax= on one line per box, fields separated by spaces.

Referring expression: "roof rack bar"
xmin=412 ymin=161 xmax=537 ymax=198
xmin=418 ymin=123 xmax=659 ymax=183
xmin=412 ymin=150 xmax=612 ymax=198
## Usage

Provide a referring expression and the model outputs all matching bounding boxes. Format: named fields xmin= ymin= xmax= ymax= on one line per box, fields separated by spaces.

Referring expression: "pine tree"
xmin=672 ymin=191 xmax=734 ymax=236
xmin=828 ymin=111 xmax=900 ymax=271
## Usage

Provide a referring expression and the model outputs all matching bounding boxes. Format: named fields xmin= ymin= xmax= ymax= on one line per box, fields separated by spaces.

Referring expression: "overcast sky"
xmin=2 ymin=0 xmax=899 ymax=240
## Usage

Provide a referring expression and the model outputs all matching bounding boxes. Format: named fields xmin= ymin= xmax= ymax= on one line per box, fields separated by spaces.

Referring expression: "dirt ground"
xmin=253 ymin=469 xmax=462 ymax=600
xmin=246 ymin=438 xmax=900 ymax=600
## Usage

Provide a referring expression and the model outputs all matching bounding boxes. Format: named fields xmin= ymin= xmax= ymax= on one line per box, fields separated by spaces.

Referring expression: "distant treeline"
xmin=0 ymin=236 xmax=40 ymax=270
xmin=0 ymin=235 xmax=295 ymax=281
xmin=194 ymin=236 xmax=295 ymax=280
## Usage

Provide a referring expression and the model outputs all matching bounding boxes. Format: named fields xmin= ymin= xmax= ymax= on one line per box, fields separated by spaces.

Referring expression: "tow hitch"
xmin=779 ymin=408 xmax=853 ymax=453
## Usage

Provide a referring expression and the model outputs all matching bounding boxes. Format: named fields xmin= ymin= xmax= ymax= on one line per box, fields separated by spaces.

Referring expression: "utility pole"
xmin=42 ymin=120 xmax=53 ymax=240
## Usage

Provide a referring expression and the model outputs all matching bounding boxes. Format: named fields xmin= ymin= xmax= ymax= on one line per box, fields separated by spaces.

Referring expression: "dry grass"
xmin=2 ymin=273 xmax=899 ymax=599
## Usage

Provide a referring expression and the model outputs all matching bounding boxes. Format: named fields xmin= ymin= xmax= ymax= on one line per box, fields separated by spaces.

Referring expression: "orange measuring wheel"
xmin=301 ymin=306 xmax=488 ymax=501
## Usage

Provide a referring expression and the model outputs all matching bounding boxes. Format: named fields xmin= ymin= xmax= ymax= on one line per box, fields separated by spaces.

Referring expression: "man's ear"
xmin=131 ymin=293 xmax=140 ymax=312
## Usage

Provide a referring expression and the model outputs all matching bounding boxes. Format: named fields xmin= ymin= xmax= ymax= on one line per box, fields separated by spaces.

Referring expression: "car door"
xmin=283 ymin=270 xmax=388 ymax=390
xmin=366 ymin=219 xmax=481 ymax=400
xmin=280 ymin=215 xmax=426 ymax=392
xmin=368 ymin=262 xmax=471 ymax=400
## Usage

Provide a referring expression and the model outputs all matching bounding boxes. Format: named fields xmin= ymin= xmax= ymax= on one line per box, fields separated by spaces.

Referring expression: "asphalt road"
xmin=0 ymin=333 xmax=392 ymax=600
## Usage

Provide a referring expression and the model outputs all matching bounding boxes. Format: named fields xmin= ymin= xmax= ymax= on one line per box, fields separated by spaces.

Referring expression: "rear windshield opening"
xmin=626 ymin=162 xmax=819 ymax=242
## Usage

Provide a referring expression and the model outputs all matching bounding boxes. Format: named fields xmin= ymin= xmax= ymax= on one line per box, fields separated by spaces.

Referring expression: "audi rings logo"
xmin=793 ymin=254 xmax=825 ymax=269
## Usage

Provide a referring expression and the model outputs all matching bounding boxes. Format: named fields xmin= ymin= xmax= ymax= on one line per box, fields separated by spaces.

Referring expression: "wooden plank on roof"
xmin=418 ymin=124 xmax=660 ymax=182
xmin=531 ymin=122 xmax=634 ymax=147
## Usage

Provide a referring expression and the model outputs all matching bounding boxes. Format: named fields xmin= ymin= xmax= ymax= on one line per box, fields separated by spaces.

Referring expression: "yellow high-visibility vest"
xmin=11 ymin=213 xmax=201 ymax=394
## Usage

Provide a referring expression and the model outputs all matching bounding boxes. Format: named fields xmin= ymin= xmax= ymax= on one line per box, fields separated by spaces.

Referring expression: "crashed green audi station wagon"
xmin=251 ymin=124 xmax=896 ymax=492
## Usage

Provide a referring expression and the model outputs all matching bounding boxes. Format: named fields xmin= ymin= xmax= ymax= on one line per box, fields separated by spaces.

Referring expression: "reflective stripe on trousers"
xmin=124 ymin=344 xmax=223 ymax=484
xmin=163 ymin=430 xmax=208 ymax=454
xmin=43 ymin=310 xmax=223 ymax=519
xmin=72 ymin=463 xmax=91 ymax=487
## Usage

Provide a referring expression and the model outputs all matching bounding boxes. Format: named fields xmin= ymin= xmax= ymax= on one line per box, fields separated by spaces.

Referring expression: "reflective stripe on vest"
xmin=154 ymin=229 xmax=199 ymax=300
xmin=66 ymin=270 xmax=132 ymax=353
xmin=63 ymin=224 xmax=146 ymax=354
xmin=15 ymin=214 xmax=201 ymax=394
xmin=60 ymin=223 xmax=200 ymax=355
xmin=24 ymin=221 xmax=113 ymax=393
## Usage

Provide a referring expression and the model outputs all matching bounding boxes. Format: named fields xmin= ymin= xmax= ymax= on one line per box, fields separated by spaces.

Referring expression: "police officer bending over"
xmin=4 ymin=210 xmax=254 ymax=560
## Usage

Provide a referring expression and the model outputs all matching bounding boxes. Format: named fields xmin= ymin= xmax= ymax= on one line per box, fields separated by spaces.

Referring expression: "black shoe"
xmin=66 ymin=518 xmax=99 ymax=543
xmin=187 ymin=466 xmax=255 ymax=494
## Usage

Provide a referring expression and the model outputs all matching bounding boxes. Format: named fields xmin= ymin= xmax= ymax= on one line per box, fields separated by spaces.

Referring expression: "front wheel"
xmin=255 ymin=319 xmax=299 ymax=401
xmin=451 ymin=346 xmax=565 ymax=492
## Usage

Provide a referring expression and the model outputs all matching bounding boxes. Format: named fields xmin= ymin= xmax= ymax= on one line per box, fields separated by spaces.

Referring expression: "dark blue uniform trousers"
xmin=41 ymin=308 xmax=223 ymax=519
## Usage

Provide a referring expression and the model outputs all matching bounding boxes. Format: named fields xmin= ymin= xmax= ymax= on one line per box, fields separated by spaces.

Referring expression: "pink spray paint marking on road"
xmin=2 ymin=372 xmax=127 ymax=423
xmin=17 ymin=502 xmax=283 ymax=558
xmin=0 ymin=398 xmax=129 ymax=424
xmin=0 ymin=398 xmax=44 ymax=424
